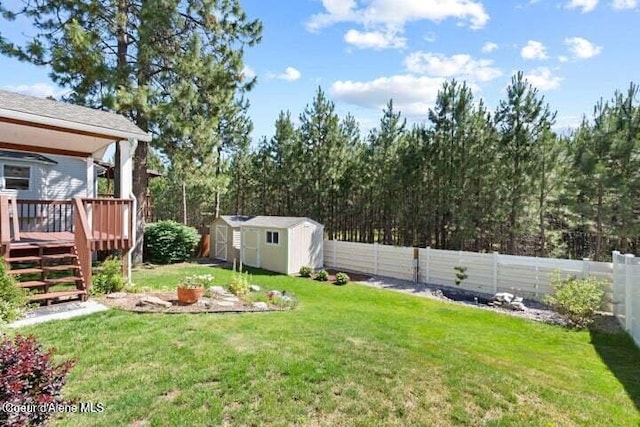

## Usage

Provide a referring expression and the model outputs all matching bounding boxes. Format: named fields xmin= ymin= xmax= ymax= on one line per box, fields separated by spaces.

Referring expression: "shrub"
xmin=228 ymin=272 xmax=250 ymax=296
xmin=454 ymin=265 xmax=468 ymax=286
xmin=315 ymin=270 xmax=329 ymax=282
xmin=91 ymin=256 xmax=126 ymax=295
xmin=0 ymin=257 xmax=26 ymax=323
xmin=299 ymin=265 xmax=313 ymax=278
xmin=144 ymin=220 xmax=199 ymax=264
xmin=545 ymin=273 xmax=607 ymax=328
xmin=335 ymin=272 xmax=350 ymax=286
xmin=180 ymin=274 xmax=215 ymax=289
xmin=0 ymin=334 xmax=75 ymax=427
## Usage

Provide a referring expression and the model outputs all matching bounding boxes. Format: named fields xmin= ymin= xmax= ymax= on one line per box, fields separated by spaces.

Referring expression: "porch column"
xmin=119 ymin=138 xmax=138 ymax=282
xmin=86 ymin=157 xmax=95 ymax=198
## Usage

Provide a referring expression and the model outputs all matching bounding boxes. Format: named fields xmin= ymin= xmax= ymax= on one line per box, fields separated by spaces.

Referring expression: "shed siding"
xmin=288 ymin=221 xmax=323 ymax=274
xmin=256 ymin=228 xmax=289 ymax=274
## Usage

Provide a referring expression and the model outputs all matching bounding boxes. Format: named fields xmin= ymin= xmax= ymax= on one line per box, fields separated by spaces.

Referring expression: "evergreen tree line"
xmin=210 ymin=73 xmax=640 ymax=261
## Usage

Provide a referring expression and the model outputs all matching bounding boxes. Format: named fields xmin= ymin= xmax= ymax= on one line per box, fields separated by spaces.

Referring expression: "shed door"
xmin=242 ymin=228 xmax=259 ymax=267
xmin=215 ymin=225 xmax=228 ymax=261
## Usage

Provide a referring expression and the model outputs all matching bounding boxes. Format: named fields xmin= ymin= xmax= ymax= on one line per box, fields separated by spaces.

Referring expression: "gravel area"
xmin=355 ymin=274 xmax=622 ymax=332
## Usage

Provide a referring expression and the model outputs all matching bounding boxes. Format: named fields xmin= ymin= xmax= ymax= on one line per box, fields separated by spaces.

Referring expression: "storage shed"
xmin=240 ymin=216 xmax=323 ymax=275
xmin=210 ymin=215 xmax=253 ymax=262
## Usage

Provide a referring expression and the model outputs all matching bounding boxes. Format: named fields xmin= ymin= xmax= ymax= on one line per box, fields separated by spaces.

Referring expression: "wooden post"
xmin=413 ymin=247 xmax=419 ymax=283
xmin=333 ymin=240 xmax=337 ymax=268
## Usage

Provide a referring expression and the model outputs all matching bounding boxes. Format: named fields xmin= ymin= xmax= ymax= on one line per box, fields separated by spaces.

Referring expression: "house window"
xmin=3 ymin=165 xmax=30 ymax=190
xmin=266 ymin=230 xmax=279 ymax=245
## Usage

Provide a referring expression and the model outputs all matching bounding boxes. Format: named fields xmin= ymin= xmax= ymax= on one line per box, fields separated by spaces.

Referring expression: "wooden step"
xmin=7 ymin=268 xmax=43 ymax=275
xmin=28 ymin=290 xmax=86 ymax=302
xmin=6 ymin=256 xmax=41 ymax=263
xmin=42 ymin=265 xmax=79 ymax=272
xmin=17 ymin=280 xmax=48 ymax=288
xmin=45 ymin=276 xmax=83 ymax=284
xmin=42 ymin=253 xmax=78 ymax=260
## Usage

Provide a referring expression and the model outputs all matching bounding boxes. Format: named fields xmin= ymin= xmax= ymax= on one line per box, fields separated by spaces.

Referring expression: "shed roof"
xmin=242 ymin=216 xmax=321 ymax=229
xmin=0 ymin=149 xmax=57 ymax=165
xmin=219 ymin=215 xmax=255 ymax=227
xmin=0 ymin=90 xmax=150 ymax=142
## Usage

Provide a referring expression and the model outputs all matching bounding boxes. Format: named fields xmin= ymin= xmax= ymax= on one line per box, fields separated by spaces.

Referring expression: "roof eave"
xmin=0 ymin=107 xmax=152 ymax=142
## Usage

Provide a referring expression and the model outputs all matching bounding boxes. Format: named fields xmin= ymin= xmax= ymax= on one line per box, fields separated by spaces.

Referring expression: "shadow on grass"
xmin=590 ymin=328 xmax=640 ymax=411
xmin=193 ymin=258 xmax=281 ymax=277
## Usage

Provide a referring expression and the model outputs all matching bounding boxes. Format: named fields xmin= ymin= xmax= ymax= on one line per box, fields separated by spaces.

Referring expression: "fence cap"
xmin=625 ymin=253 xmax=636 ymax=258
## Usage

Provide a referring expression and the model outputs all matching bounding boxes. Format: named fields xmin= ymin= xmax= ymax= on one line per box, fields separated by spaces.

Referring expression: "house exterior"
xmin=210 ymin=215 xmax=252 ymax=263
xmin=0 ymin=89 xmax=151 ymax=304
xmin=239 ymin=216 xmax=324 ymax=275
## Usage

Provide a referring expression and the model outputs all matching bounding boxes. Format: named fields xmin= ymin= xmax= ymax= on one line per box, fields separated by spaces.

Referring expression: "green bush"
xmin=92 ymin=256 xmax=126 ymax=295
xmin=299 ymin=266 xmax=313 ymax=278
xmin=545 ymin=273 xmax=607 ymax=328
xmin=228 ymin=272 xmax=250 ymax=296
xmin=0 ymin=257 xmax=26 ymax=323
xmin=144 ymin=220 xmax=199 ymax=264
xmin=315 ymin=270 xmax=329 ymax=282
xmin=335 ymin=272 xmax=350 ymax=286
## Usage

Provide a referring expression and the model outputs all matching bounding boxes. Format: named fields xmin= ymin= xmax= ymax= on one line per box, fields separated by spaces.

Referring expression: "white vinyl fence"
xmin=324 ymin=240 xmax=640 ymax=347
xmin=612 ymin=251 xmax=640 ymax=347
xmin=324 ymin=240 xmax=612 ymax=301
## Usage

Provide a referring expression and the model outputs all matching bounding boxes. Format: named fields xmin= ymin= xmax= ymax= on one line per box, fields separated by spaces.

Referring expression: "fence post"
xmin=374 ymin=243 xmax=379 ymax=276
xmin=625 ymin=254 xmax=634 ymax=332
xmin=413 ymin=248 xmax=419 ymax=284
xmin=332 ymin=240 xmax=337 ymax=268
xmin=534 ymin=257 xmax=540 ymax=299
xmin=493 ymin=252 xmax=499 ymax=294
xmin=425 ymin=247 xmax=431 ymax=283
xmin=582 ymin=257 xmax=590 ymax=279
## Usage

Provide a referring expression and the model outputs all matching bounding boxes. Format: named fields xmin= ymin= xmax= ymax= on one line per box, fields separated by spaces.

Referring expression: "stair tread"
xmin=28 ymin=290 xmax=86 ymax=302
xmin=42 ymin=253 xmax=78 ymax=260
xmin=6 ymin=256 xmax=41 ymax=262
xmin=42 ymin=265 xmax=79 ymax=271
xmin=8 ymin=268 xmax=43 ymax=275
xmin=18 ymin=280 xmax=48 ymax=288
xmin=45 ymin=276 xmax=83 ymax=284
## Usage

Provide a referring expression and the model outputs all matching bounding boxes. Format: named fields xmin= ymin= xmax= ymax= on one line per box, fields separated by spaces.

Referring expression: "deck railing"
xmin=73 ymin=197 xmax=92 ymax=291
xmin=16 ymin=199 xmax=74 ymax=233
xmin=80 ymin=197 xmax=133 ymax=251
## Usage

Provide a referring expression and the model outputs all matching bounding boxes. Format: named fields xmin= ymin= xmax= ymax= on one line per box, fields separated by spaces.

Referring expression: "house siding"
xmin=0 ymin=152 xmax=91 ymax=200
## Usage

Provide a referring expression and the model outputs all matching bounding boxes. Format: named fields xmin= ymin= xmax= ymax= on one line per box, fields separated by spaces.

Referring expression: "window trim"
xmin=266 ymin=230 xmax=280 ymax=246
xmin=2 ymin=163 xmax=32 ymax=191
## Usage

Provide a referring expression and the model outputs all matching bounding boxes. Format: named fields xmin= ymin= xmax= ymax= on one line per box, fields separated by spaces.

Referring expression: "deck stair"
xmin=5 ymin=241 xmax=87 ymax=305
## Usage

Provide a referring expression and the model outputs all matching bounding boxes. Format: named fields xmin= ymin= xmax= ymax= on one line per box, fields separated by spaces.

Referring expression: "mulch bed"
xmin=96 ymin=291 xmax=283 ymax=314
xmin=325 ymin=269 xmax=370 ymax=283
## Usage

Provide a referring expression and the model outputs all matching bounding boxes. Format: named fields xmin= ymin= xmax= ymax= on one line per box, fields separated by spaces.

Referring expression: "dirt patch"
xmin=325 ymin=269 xmax=371 ymax=283
xmin=96 ymin=291 xmax=285 ymax=314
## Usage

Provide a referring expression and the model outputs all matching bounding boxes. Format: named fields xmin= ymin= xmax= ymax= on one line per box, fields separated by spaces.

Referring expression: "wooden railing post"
xmin=73 ymin=197 xmax=93 ymax=292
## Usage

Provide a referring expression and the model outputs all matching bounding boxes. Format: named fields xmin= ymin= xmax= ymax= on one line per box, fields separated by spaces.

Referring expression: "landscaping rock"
xmin=197 ymin=300 xmax=212 ymax=308
xmin=216 ymin=301 xmax=235 ymax=307
xmin=106 ymin=292 xmax=128 ymax=299
xmin=208 ymin=286 xmax=227 ymax=296
xmin=223 ymin=296 xmax=240 ymax=303
xmin=510 ymin=302 xmax=526 ymax=311
xmin=252 ymin=302 xmax=269 ymax=310
xmin=249 ymin=285 xmax=261 ymax=292
xmin=492 ymin=292 xmax=514 ymax=303
xmin=267 ymin=290 xmax=281 ymax=299
xmin=137 ymin=296 xmax=172 ymax=308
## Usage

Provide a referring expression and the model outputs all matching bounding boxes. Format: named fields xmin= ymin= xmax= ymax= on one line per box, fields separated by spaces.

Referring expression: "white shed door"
xmin=215 ymin=225 xmax=228 ymax=261
xmin=242 ymin=229 xmax=259 ymax=267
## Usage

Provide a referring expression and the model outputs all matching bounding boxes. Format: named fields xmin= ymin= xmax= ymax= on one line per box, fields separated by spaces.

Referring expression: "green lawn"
xmin=12 ymin=263 xmax=640 ymax=426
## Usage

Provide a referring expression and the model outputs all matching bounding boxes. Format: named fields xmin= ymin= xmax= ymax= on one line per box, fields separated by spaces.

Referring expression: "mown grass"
xmin=10 ymin=263 xmax=640 ymax=426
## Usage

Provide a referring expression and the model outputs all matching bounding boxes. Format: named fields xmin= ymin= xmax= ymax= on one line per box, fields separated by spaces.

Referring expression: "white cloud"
xmin=612 ymin=0 xmax=637 ymax=9
xmin=405 ymin=52 xmax=502 ymax=82
xmin=481 ymin=42 xmax=499 ymax=53
xmin=523 ymin=67 xmax=562 ymax=91
xmin=3 ymin=83 xmax=67 ymax=99
xmin=242 ymin=65 xmax=256 ymax=80
xmin=330 ymin=74 xmax=446 ymax=117
xmin=564 ymin=37 xmax=602 ymax=59
xmin=521 ymin=40 xmax=548 ymax=60
xmin=558 ymin=55 xmax=569 ymax=63
xmin=565 ymin=0 xmax=598 ymax=12
xmin=307 ymin=0 xmax=490 ymax=33
xmin=268 ymin=67 xmax=302 ymax=82
xmin=344 ymin=29 xmax=407 ymax=49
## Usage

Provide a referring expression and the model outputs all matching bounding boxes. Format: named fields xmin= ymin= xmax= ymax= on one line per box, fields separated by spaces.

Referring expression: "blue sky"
xmin=1 ymin=0 xmax=639 ymax=142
